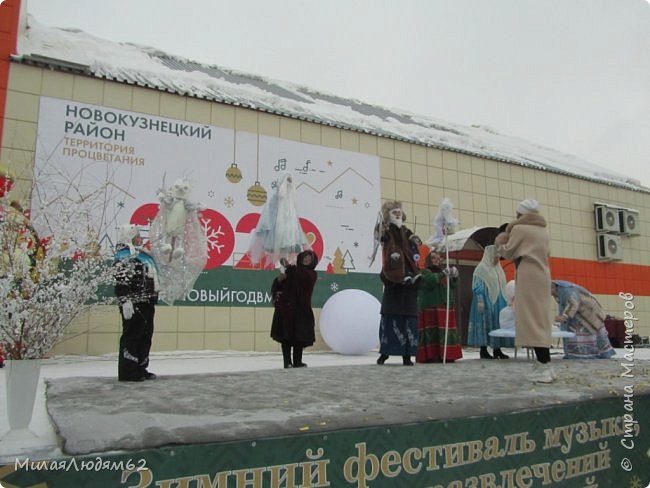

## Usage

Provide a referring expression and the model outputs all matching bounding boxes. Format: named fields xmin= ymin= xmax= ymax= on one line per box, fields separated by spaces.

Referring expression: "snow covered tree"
xmin=0 ymin=161 xmax=116 ymax=359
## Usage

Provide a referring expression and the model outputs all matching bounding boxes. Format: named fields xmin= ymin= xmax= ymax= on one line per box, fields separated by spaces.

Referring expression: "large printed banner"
xmin=33 ymin=98 xmax=383 ymax=305
xmin=2 ymin=395 xmax=648 ymax=487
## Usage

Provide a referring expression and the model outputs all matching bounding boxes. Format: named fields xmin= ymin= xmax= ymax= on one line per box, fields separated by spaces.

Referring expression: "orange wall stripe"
xmin=0 ymin=0 xmax=21 ymax=148
xmin=502 ymin=257 xmax=650 ymax=297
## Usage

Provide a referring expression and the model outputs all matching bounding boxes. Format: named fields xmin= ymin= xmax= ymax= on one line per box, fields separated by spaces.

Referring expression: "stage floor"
xmin=42 ymin=354 xmax=650 ymax=456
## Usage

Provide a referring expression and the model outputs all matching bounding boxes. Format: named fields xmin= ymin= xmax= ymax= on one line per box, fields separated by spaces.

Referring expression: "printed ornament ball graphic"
xmin=320 ymin=289 xmax=380 ymax=355
xmin=246 ymin=181 xmax=267 ymax=206
xmin=225 ymin=163 xmax=242 ymax=183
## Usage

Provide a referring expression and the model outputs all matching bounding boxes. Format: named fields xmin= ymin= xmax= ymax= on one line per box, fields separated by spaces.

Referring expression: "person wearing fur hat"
xmin=495 ymin=199 xmax=554 ymax=383
xmin=270 ymin=250 xmax=319 ymax=368
xmin=114 ymin=224 xmax=160 ymax=382
xmin=376 ymin=201 xmax=422 ymax=366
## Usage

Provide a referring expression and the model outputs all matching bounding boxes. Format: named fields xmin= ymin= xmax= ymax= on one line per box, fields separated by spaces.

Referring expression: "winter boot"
xmin=293 ymin=346 xmax=307 ymax=367
xmin=282 ymin=344 xmax=293 ymax=369
xmin=479 ymin=346 xmax=493 ymax=359
xmin=377 ymin=354 xmax=389 ymax=365
xmin=402 ymin=355 xmax=414 ymax=366
xmin=528 ymin=362 xmax=556 ymax=383
xmin=493 ymin=348 xmax=509 ymax=360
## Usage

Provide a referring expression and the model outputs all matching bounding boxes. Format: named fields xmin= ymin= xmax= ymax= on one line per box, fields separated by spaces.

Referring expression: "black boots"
xmin=376 ymin=354 xmax=413 ymax=366
xmin=493 ymin=348 xmax=509 ymax=360
xmin=480 ymin=346 xmax=509 ymax=359
xmin=293 ymin=346 xmax=307 ymax=368
xmin=282 ymin=344 xmax=307 ymax=368
xmin=282 ymin=344 xmax=293 ymax=369
xmin=480 ymin=346 xmax=493 ymax=359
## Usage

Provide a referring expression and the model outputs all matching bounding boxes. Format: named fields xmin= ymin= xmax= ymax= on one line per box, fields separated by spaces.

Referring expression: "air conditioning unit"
xmin=594 ymin=205 xmax=620 ymax=233
xmin=619 ymin=209 xmax=640 ymax=236
xmin=597 ymin=233 xmax=623 ymax=261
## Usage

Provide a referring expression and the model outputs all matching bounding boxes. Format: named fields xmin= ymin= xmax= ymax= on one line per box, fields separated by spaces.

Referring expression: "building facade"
xmin=1 ymin=0 xmax=648 ymax=357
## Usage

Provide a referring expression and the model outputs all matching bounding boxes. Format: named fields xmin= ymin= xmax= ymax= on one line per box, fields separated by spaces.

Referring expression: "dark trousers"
xmin=534 ymin=346 xmax=551 ymax=364
xmin=281 ymin=343 xmax=304 ymax=367
xmin=118 ymin=302 xmax=155 ymax=380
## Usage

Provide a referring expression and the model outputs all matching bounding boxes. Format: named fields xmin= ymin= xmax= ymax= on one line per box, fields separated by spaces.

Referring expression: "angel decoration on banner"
xmin=248 ymin=172 xmax=311 ymax=268
xmin=150 ymin=177 xmax=208 ymax=304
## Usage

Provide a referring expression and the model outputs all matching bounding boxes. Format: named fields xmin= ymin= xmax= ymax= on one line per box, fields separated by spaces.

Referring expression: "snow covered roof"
xmin=15 ymin=16 xmax=648 ymax=193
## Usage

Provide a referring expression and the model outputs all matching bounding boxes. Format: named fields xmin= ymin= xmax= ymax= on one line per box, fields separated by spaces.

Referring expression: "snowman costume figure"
xmin=150 ymin=177 xmax=207 ymax=304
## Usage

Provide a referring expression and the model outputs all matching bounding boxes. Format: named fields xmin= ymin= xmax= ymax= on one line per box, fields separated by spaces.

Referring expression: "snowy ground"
xmin=1 ymin=347 xmax=647 ymax=463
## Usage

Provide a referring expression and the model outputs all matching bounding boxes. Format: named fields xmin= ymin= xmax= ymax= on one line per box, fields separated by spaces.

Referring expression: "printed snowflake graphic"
xmin=208 ymin=190 xmax=215 ymax=198
xmin=201 ymin=217 xmax=226 ymax=254
xmin=330 ymin=282 xmax=339 ymax=292
xmin=224 ymin=196 xmax=235 ymax=207
xmin=628 ymin=475 xmax=644 ymax=488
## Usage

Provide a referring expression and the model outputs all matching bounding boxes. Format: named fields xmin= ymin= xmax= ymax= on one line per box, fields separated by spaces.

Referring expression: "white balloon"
xmin=320 ymin=289 xmax=380 ymax=355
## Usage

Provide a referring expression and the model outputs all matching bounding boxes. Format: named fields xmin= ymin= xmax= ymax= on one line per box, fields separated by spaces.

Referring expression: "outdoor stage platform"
xmin=2 ymin=356 xmax=650 ymax=487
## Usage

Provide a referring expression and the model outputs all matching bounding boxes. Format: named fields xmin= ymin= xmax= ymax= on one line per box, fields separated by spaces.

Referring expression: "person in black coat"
xmin=270 ymin=250 xmax=318 ymax=368
xmin=114 ymin=224 xmax=160 ymax=382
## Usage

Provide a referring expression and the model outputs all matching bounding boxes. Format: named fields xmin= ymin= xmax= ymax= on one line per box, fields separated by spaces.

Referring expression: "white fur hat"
xmin=118 ymin=223 xmax=140 ymax=244
xmin=517 ymin=198 xmax=539 ymax=215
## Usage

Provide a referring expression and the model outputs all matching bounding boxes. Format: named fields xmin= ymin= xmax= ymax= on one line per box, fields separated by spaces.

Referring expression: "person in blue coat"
xmin=467 ymin=245 xmax=513 ymax=359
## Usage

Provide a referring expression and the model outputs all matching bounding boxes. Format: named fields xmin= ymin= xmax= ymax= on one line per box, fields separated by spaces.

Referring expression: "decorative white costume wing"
xmin=248 ymin=173 xmax=309 ymax=266
xmin=427 ymin=197 xmax=459 ymax=250
xmin=150 ymin=177 xmax=207 ymax=304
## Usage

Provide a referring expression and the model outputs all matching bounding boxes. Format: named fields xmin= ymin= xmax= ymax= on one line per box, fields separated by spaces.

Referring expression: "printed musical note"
xmin=274 ymin=158 xmax=287 ymax=171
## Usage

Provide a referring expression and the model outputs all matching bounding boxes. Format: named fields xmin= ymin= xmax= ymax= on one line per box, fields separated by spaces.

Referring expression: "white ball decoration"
xmin=320 ymin=289 xmax=380 ymax=355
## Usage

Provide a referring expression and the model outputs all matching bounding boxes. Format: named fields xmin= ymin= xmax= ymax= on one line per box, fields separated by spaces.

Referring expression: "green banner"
xmin=3 ymin=395 xmax=648 ymax=487
xmin=173 ymin=268 xmax=383 ymax=307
